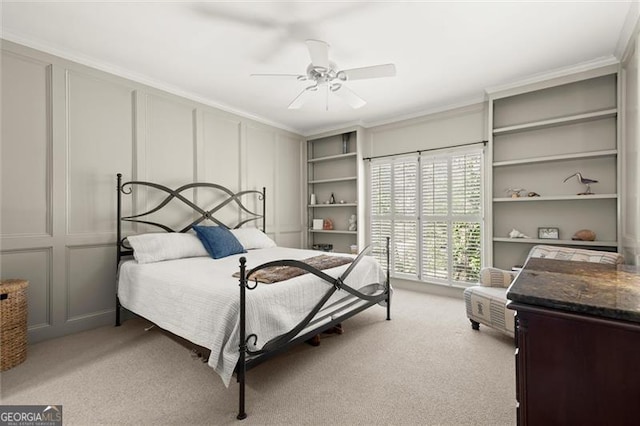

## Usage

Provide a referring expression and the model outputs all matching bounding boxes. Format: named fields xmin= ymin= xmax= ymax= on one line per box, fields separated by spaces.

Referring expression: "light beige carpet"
xmin=0 ymin=288 xmax=515 ymax=425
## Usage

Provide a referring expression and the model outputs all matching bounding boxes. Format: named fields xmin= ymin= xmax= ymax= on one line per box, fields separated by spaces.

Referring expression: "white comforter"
xmin=118 ymin=247 xmax=386 ymax=386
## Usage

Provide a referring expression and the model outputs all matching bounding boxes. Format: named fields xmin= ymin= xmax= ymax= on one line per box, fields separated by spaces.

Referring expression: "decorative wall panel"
xmin=66 ymin=245 xmax=116 ymax=321
xmin=0 ymin=248 xmax=51 ymax=330
xmin=245 ymin=124 xmax=276 ymax=232
xmin=200 ymin=111 xmax=241 ymax=227
xmin=276 ymin=134 xmax=303 ymax=238
xmin=0 ymin=52 xmax=50 ymax=237
xmin=143 ymin=94 xmax=196 ymax=231
xmin=67 ymin=70 xmax=133 ymax=234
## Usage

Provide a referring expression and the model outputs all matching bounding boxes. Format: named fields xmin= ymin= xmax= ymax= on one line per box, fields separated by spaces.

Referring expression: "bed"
xmin=115 ymin=174 xmax=391 ymax=420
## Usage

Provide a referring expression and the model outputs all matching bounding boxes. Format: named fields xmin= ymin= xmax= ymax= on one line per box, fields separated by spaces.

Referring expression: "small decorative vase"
xmin=342 ymin=133 xmax=349 ymax=154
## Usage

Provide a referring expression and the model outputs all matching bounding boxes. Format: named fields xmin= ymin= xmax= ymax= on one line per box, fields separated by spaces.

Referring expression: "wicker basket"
xmin=1 ymin=279 xmax=28 ymax=371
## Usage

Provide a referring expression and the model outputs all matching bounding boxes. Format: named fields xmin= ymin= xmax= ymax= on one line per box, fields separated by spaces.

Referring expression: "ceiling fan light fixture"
xmin=252 ymin=39 xmax=395 ymax=110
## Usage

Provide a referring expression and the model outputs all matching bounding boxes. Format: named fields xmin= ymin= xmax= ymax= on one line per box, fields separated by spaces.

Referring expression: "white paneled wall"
xmin=244 ymin=124 xmax=277 ymax=234
xmin=200 ymin=110 xmax=241 ymax=189
xmin=0 ymin=250 xmax=51 ymax=331
xmin=66 ymin=70 xmax=134 ymax=235
xmin=1 ymin=51 xmax=51 ymax=237
xmin=0 ymin=41 xmax=304 ymax=343
xmin=275 ymin=133 xmax=305 ymax=247
xmin=198 ymin=110 xmax=242 ymax=227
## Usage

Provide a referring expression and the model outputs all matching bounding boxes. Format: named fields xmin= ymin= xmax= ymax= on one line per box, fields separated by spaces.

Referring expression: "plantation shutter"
xmin=422 ymin=221 xmax=448 ymax=280
xmin=450 ymin=152 xmax=482 ymax=283
xmin=392 ymin=159 xmax=418 ymax=276
xmin=422 ymin=157 xmax=448 ymax=216
xmin=451 ymin=153 xmax=482 ymax=216
xmin=370 ymin=162 xmax=392 ymax=266
xmin=369 ymin=146 xmax=483 ymax=285
xmin=421 ymin=157 xmax=449 ymax=279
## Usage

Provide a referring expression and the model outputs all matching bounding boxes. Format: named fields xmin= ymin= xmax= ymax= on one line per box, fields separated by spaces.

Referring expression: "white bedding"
xmin=117 ymin=247 xmax=386 ymax=386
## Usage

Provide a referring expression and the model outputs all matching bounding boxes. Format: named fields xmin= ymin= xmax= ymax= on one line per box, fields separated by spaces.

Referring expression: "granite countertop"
xmin=506 ymin=257 xmax=640 ymax=324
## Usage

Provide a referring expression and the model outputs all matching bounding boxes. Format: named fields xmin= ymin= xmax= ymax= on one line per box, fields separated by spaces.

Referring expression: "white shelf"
xmin=493 ymin=108 xmax=617 ymax=135
xmin=309 ymin=229 xmax=357 ymax=235
xmin=493 ymin=149 xmax=617 ymax=167
xmin=493 ymin=194 xmax=617 ymax=202
xmin=308 ymin=176 xmax=357 ymax=184
xmin=308 ymin=203 xmax=357 ymax=208
xmin=308 ymin=152 xmax=357 ymax=163
xmin=493 ymin=237 xmax=618 ymax=247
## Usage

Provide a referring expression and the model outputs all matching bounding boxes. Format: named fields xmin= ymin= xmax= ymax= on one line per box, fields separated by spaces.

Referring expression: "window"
xmin=370 ymin=147 xmax=483 ymax=285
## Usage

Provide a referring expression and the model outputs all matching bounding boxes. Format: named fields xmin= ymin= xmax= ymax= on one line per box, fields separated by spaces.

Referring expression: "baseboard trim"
xmin=391 ymin=278 xmax=464 ymax=299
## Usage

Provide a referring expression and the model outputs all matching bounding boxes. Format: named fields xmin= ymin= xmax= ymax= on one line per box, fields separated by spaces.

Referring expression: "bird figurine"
xmin=563 ymin=172 xmax=598 ymax=195
xmin=505 ymin=187 xmax=526 ymax=198
xmin=508 ymin=228 xmax=530 ymax=238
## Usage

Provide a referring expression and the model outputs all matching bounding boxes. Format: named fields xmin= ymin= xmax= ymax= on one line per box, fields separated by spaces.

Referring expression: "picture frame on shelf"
xmin=538 ymin=227 xmax=559 ymax=239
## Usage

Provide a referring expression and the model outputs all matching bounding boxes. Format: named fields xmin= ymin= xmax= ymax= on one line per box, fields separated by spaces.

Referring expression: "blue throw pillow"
xmin=193 ymin=226 xmax=247 ymax=259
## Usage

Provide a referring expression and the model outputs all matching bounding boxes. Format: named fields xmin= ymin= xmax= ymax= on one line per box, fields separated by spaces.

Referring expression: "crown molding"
xmin=362 ymin=97 xmax=486 ymax=131
xmin=302 ymin=96 xmax=487 ymax=137
xmin=616 ymin=0 xmax=640 ymax=60
xmin=1 ymin=32 xmax=302 ymax=136
xmin=303 ymin=120 xmax=366 ymax=138
xmin=485 ymin=56 xmax=619 ymax=98
xmin=305 ymin=123 xmax=370 ymax=140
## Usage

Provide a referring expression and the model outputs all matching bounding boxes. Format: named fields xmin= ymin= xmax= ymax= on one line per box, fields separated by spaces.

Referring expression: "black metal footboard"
xmin=235 ymin=237 xmax=391 ymax=420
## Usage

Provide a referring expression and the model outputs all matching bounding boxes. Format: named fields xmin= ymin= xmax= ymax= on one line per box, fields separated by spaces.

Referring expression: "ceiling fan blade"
xmin=332 ymin=85 xmax=366 ymax=109
xmin=288 ymin=86 xmax=317 ymax=109
xmin=339 ymin=63 xmax=396 ymax=81
xmin=306 ymin=39 xmax=330 ymax=70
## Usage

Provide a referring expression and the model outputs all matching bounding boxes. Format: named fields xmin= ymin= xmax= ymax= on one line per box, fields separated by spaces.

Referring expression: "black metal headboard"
xmin=116 ymin=173 xmax=265 ymax=263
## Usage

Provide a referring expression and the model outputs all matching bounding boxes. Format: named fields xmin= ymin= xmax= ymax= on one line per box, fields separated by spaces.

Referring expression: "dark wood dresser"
xmin=506 ymin=258 xmax=640 ymax=426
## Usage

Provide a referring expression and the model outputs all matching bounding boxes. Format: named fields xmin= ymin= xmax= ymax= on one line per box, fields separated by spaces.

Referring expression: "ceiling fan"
xmin=251 ymin=39 xmax=396 ymax=110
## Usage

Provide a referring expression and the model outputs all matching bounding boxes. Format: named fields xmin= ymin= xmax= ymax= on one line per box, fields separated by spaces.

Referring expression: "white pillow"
xmin=127 ymin=233 xmax=208 ymax=264
xmin=230 ymin=228 xmax=277 ymax=250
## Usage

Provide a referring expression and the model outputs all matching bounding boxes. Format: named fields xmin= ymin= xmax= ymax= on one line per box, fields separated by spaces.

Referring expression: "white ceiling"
xmin=1 ymin=1 xmax=635 ymax=136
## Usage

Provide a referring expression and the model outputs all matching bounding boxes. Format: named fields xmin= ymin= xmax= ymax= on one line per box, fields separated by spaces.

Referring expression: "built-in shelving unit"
xmin=489 ymin=70 xmax=620 ymax=270
xmin=492 ymin=238 xmax=618 ymax=247
xmin=309 ymin=230 xmax=358 ymax=235
xmin=307 ymin=152 xmax=357 ymax=163
xmin=307 ymin=203 xmax=358 ymax=208
xmin=492 ymin=149 xmax=617 ymax=167
xmin=493 ymin=194 xmax=617 ymax=202
xmin=308 ymin=177 xmax=357 ymax=184
xmin=306 ymin=129 xmax=364 ymax=253
xmin=492 ymin=108 xmax=617 ymax=135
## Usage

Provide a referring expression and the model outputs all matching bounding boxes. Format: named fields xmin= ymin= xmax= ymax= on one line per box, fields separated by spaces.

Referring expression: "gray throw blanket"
xmin=232 ymin=254 xmax=353 ymax=284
